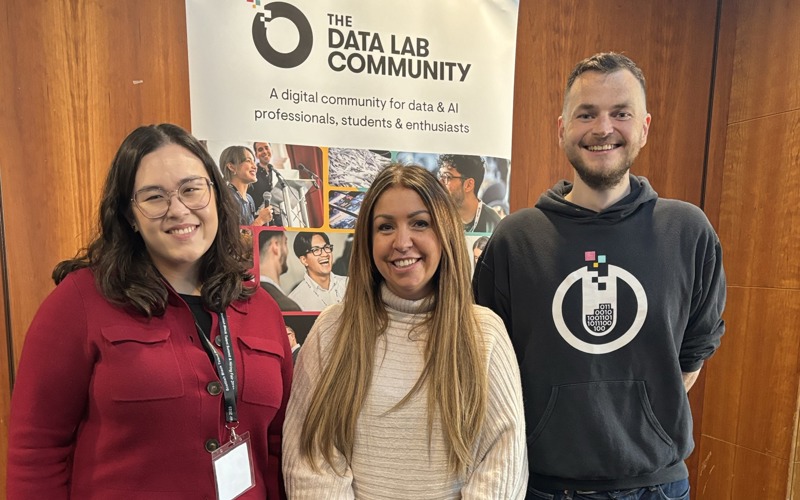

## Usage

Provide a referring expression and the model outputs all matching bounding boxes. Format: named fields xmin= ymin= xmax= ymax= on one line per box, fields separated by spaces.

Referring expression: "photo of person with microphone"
xmin=252 ymin=141 xmax=285 ymax=227
xmin=251 ymin=141 xmax=325 ymax=228
xmin=220 ymin=145 xmax=273 ymax=226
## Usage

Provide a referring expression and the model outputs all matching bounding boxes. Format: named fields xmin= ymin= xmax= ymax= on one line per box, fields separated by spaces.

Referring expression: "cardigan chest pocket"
xmin=238 ymin=336 xmax=284 ymax=408
xmin=100 ymin=326 xmax=185 ymax=402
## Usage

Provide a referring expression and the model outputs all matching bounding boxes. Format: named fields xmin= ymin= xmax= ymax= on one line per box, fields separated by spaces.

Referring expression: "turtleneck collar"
xmin=380 ymin=283 xmax=435 ymax=315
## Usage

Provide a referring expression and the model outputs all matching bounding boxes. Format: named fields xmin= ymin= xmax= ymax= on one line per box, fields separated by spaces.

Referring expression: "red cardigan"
xmin=7 ymin=268 xmax=292 ymax=499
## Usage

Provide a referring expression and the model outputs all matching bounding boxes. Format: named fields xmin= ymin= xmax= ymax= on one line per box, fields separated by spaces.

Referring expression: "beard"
xmin=450 ymin=188 xmax=465 ymax=209
xmin=565 ymin=144 xmax=640 ymax=191
xmin=571 ymin=159 xmax=631 ymax=190
xmin=280 ymin=252 xmax=289 ymax=275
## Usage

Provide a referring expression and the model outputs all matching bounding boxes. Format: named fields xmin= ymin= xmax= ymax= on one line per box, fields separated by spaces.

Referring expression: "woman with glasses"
xmin=287 ymin=231 xmax=348 ymax=311
xmin=282 ymin=165 xmax=527 ymax=499
xmin=7 ymin=124 xmax=292 ymax=499
xmin=220 ymin=145 xmax=273 ymax=227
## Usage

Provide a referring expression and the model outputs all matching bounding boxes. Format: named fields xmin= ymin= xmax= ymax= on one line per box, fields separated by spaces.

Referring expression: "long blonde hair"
xmin=300 ymin=164 xmax=487 ymax=476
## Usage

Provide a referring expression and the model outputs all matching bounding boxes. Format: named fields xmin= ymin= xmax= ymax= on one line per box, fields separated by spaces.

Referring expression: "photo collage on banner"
xmin=186 ymin=0 xmax=520 ymax=345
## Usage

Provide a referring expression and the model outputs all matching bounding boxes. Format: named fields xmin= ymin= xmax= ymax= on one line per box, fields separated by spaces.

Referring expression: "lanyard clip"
xmin=226 ymin=420 xmax=240 ymax=442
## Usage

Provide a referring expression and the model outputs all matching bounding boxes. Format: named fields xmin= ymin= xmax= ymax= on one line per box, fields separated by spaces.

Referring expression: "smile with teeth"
xmin=168 ymin=226 xmax=197 ymax=235
xmin=392 ymin=258 xmax=420 ymax=268
xmin=585 ymin=144 xmax=619 ymax=151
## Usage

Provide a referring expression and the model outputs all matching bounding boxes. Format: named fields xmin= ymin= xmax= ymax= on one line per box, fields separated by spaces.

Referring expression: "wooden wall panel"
xmin=702 ymin=0 xmax=738 ymax=230
xmin=685 ymin=1 xmax=739 ymax=464
xmin=717 ymin=111 xmax=800 ymax=289
xmin=698 ymin=0 xmax=800 ymax=495
xmin=692 ymin=4 xmax=736 ymax=494
xmin=731 ymin=447 xmax=790 ymax=499
xmin=695 ymin=436 xmax=736 ymax=498
xmin=702 ymin=287 xmax=800 ymax=464
xmin=736 ymin=288 xmax=800 ymax=461
xmin=795 ymin=426 xmax=800 ymax=495
xmin=733 ymin=288 xmax=799 ymax=458
xmin=701 ymin=287 xmax=748 ymax=445
xmin=510 ymin=0 xmax=718 ymax=212
xmin=727 ymin=0 xmax=800 ymax=123
xmin=796 ymin=416 xmax=800 ymax=463
xmin=698 ymin=435 xmax=791 ymax=499
xmin=794 ymin=464 xmax=800 ymax=500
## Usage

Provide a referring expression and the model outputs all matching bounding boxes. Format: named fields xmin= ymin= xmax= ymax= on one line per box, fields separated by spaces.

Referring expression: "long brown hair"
xmin=300 ymin=164 xmax=487 ymax=476
xmin=53 ymin=124 xmax=254 ymax=316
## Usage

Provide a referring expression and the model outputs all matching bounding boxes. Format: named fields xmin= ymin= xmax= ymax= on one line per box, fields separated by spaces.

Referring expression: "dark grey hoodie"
xmin=473 ymin=175 xmax=726 ymax=492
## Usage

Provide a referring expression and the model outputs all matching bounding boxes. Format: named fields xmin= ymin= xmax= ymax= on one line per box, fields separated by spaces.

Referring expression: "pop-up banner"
xmin=185 ymin=0 xmax=519 ymax=339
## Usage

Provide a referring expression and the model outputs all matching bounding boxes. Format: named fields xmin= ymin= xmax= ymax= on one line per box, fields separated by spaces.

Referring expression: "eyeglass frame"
xmin=436 ymin=171 xmax=465 ymax=183
xmin=306 ymin=244 xmax=334 ymax=256
xmin=131 ymin=177 xmax=215 ymax=219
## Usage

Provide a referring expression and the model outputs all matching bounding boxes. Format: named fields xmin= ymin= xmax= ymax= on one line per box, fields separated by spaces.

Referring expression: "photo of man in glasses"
xmin=437 ymin=154 xmax=501 ymax=233
xmin=288 ymin=231 xmax=348 ymax=311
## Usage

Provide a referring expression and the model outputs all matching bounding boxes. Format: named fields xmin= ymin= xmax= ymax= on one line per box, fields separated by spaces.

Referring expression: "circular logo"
xmin=552 ymin=265 xmax=648 ymax=354
xmin=252 ymin=2 xmax=313 ymax=68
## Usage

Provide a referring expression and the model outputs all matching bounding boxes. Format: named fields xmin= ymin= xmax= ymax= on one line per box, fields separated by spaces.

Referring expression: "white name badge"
xmin=212 ymin=431 xmax=255 ymax=500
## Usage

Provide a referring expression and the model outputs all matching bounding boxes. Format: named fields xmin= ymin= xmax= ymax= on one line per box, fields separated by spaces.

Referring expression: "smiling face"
xmin=299 ymin=234 xmax=333 ymax=283
xmin=228 ymin=148 xmax=257 ymax=184
xmin=558 ymin=69 xmax=651 ymax=191
xmin=254 ymin=141 xmax=272 ymax=168
xmin=131 ymin=143 xmax=218 ymax=287
xmin=371 ymin=186 xmax=442 ymax=301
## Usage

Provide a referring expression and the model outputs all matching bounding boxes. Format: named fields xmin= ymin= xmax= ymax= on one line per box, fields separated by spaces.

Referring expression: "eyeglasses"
xmin=132 ymin=177 xmax=214 ymax=219
xmin=437 ymin=171 xmax=464 ymax=183
xmin=307 ymin=244 xmax=334 ymax=256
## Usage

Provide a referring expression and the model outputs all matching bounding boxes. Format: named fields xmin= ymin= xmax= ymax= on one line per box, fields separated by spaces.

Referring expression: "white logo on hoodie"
xmin=552 ymin=251 xmax=647 ymax=354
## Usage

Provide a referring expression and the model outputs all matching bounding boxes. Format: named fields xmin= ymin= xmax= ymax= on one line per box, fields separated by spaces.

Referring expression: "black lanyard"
xmin=196 ymin=312 xmax=238 ymax=424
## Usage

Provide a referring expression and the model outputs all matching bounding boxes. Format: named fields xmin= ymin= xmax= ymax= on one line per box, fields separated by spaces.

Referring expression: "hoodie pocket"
xmin=529 ymin=380 xmax=677 ymax=479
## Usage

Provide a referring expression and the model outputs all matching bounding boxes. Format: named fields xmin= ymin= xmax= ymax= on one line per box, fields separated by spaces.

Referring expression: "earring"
xmin=131 ymin=223 xmax=138 ymax=232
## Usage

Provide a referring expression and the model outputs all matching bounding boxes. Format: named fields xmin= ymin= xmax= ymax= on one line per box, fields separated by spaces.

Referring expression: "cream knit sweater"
xmin=282 ymin=287 xmax=528 ymax=499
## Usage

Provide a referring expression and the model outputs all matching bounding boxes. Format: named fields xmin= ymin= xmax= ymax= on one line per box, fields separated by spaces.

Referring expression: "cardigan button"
xmin=214 ymin=336 xmax=222 ymax=347
xmin=206 ymin=381 xmax=222 ymax=396
xmin=205 ymin=438 xmax=221 ymax=453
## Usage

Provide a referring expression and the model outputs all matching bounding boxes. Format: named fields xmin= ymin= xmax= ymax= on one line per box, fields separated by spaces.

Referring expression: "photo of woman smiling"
xmin=220 ymin=145 xmax=273 ymax=227
xmin=282 ymin=164 xmax=528 ymax=499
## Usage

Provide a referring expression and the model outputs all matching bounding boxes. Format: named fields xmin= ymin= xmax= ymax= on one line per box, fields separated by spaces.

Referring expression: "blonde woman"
xmin=282 ymin=164 xmax=527 ymax=499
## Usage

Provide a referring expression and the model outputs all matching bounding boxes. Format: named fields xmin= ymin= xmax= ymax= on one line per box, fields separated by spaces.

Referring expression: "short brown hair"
xmin=564 ymin=52 xmax=647 ymax=108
